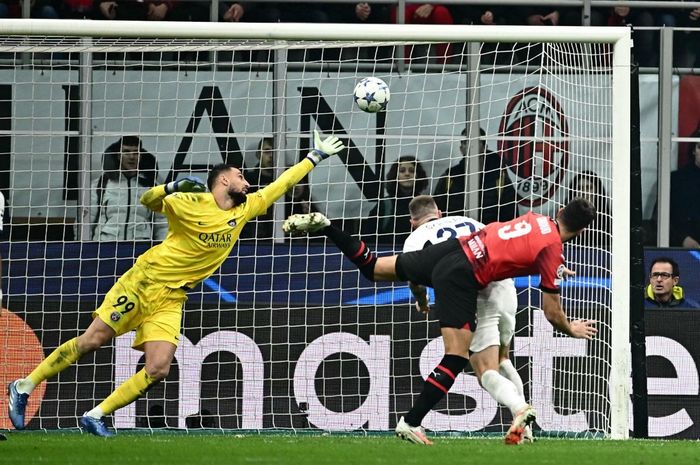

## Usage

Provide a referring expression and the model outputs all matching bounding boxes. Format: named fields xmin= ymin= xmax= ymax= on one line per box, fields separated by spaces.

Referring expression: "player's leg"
xmin=397 ymin=326 xmax=471 ymax=446
xmin=77 ymin=267 xmax=177 ymax=436
xmin=284 ymin=212 xmax=394 ymax=281
xmin=498 ymin=345 xmax=524 ymax=401
xmin=497 ymin=342 xmax=534 ymax=443
xmin=86 ymin=340 xmax=176 ymax=422
xmin=7 ymin=317 xmax=115 ymax=430
xmin=397 ymin=251 xmax=474 ymax=445
xmin=472 ymin=345 xmax=529 ymax=421
xmin=81 ymin=284 xmax=185 ymax=436
xmin=493 ymin=280 xmax=535 ymax=444
xmin=470 ymin=299 xmax=529 ymax=435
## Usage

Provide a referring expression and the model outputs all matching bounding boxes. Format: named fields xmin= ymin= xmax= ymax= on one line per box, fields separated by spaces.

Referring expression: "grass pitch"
xmin=1 ymin=432 xmax=698 ymax=465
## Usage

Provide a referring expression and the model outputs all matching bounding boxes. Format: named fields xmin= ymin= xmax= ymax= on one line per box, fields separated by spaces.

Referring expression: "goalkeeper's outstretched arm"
xmin=140 ymin=176 xmax=206 ymax=212
xmin=257 ymin=131 xmax=345 ymax=210
xmin=140 ymin=185 xmax=168 ymax=213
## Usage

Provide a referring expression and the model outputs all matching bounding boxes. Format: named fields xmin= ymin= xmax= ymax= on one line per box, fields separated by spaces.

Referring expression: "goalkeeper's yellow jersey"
xmin=136 ymin=159 xmax=314 ymax=289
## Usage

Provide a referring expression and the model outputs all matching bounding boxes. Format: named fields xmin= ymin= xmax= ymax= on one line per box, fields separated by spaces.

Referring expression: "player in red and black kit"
xmin=283 ymin=197 xmax=598 ymax=445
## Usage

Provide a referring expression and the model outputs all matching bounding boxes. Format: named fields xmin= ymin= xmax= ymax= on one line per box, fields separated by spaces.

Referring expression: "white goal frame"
xmin=0 ymin=19 xmax=631 ymax=439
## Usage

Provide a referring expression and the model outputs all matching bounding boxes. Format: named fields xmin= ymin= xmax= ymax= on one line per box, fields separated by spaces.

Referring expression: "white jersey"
xmin=403 ymin=215 xmax=517 ymax=352
xmin=402 ymin=216 xmax=483 ymax=253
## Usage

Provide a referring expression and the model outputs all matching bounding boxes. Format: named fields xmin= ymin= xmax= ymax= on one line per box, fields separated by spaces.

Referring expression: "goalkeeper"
xmin=7 ymin=131 xmax=344 ymax=437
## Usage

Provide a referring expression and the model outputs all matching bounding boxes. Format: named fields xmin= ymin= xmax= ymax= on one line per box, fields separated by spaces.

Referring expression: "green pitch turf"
xmin=1 ymin=432 xmax=698 ymax=465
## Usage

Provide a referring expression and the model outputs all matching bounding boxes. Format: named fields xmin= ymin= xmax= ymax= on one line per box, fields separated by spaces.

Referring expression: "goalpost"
xmin=0 ymin=20 xmax=631 ymax=439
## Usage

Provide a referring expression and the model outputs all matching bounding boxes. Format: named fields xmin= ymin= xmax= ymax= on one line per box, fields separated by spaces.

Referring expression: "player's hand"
xmin=561 ymin=266 xmax=576 ymax=279
xmin=415 ymin=301 xmax=430 ymax=315
xmin=569 ymin=319 xmax=597 ymax=339
xmin=306 ymin=130 xmax=345 ymax=165
xmin=165 ymin=176 xmax=206 ymax=194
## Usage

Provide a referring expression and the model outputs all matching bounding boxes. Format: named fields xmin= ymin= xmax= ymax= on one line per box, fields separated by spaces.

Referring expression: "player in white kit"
xmin=284 ymin=195 xmax=534 ymax=443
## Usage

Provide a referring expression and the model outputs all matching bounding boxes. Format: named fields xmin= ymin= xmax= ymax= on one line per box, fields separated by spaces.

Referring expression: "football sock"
xmin=324 ymin=224 xmax=377 ymax=281
xmin=22 ymin=337 xmax=82 ymax=394
xmin=499 ymin=359 xmax=524 ymax=398
xmin=404 ymin=354 xmax=468 ymax=427
xmin=480 ymin=369 xmax=528 ymax=416
xmin=85 ymin=406 xmax=105 ymax=420
xmin=97 ymin=368 xmax=159 ymax=416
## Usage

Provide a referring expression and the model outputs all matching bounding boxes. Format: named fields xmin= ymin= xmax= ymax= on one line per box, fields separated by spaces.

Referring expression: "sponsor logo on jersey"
xmin=536 ymin=216 xmax=552 ymax=235
xmin=466 ymin=234 xmax=487 ymax=262
xmin=198 ymin=232 xmax=233 ymax=248
xmin=228 ymin=219 xmax=237 ymax=228
xmin=498 ymin=86 xmax=569 ymax=207
xmin=556 ymin=264 xmax=566 ymax=279
xmin=110 ymin=311 xmax=121 ymax=322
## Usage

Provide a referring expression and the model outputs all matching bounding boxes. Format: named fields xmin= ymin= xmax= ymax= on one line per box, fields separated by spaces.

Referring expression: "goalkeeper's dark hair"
xmin=207 ymin=163 xmax=238 ymax=192
xmin=559 ymin=197 xmax=597 ymax=232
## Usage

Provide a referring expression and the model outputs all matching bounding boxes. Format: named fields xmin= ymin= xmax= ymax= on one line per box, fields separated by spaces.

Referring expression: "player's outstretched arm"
xmin=542 ymin=291 xmax=574 ymax=337
xmin=542 ymin=292 xmax=597 ymax=339
xmin=140 ymin=176 xmax=206 ymax=212
xmin=257 ymin=130 xmax=345 ymax=209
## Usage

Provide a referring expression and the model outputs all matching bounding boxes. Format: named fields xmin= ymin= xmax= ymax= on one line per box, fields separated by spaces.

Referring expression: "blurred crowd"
xmin=3 ymin=2 xmax=700 ymax=66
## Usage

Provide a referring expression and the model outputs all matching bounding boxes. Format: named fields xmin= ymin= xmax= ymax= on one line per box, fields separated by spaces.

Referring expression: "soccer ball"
xmin=353 ymin=77 xmax=390 ymax=113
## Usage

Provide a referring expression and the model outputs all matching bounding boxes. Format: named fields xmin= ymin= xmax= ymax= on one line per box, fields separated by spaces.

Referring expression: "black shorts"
xmin=395 ymin=239 xmax=481 ymax=331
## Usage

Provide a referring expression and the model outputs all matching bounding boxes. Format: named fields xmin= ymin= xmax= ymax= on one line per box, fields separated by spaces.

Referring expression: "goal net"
xmin=0 ymin=20 xmax=631 ymax=439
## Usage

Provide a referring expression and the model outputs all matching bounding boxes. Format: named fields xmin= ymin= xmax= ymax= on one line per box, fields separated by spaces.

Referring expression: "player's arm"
xmin=409 ymin=282 xmax=430 ymax=314
xmin=541 ymin=292 xmax=596 ymax=339
xmin=537 ymin=243 xmax=596 ymax=339
xmin=140 ymin=177 xmax=206 ymax=212
xmin=257 ymin=131 xmax=345 ymax=210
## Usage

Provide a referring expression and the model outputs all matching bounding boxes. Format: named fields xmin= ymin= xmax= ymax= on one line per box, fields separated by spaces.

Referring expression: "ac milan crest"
xmin=498 ymin=86 xmax=569 ymax=207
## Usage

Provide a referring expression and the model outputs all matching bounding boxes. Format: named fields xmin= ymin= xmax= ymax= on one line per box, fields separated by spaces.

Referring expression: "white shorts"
xmin=469 ymin=279 xmax=518 ymax=353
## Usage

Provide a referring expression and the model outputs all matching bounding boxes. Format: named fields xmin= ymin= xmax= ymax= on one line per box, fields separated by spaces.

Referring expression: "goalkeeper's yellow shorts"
xmin=93 ymin=265 xmax=188 ymax=350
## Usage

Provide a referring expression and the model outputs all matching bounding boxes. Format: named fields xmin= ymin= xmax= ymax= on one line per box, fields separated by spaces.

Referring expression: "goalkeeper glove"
xmin=165 ymin=176 xmax=206 ymax=194
xmin=306 ymin=130 xmax=346 ymax=166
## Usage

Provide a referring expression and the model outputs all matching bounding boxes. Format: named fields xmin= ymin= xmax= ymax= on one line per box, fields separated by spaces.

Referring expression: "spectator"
xmin=0 ymin=0 xmax=59 ymax=18
xmin=645 ymin=257 xmax=696 ymax=308
xmin=61 ymin=0 xmax=93 ymax=18
xmin=390 ymin=3 xmax=453 ymax=63
xmin=376 ymin=156 xmax=429 ymax=244
xmin=479 ymin=129 xmax=517 ymax=224
xmin=670 ymin=130 xmax=700 ymax=248
xmin=96 ymin=1 xmax=185 ymax=21
xmin=242 ymin=138 xmax=275 ymax=238
xmin=218 ymin=1 xmax=280 ymax=23
xmin=325 ymin=3 xmax=392 ymax=61
xmin=434 ymin=128 xmax=516 ymax=223
xmin=604 ymin=5 xmax=655 ymax=67
xmin=91 ymin=136 xmax=167 ymax=241
xmin=329 ymin=2 xmax=390 ymax=24
xmin=285 ymin=182 xmax=313 ymax=217
xmin=567 ymin=171 xmax=612 ymax=245
xmin=517 ymin=5 xmax=579 ymax=26
xmin=450 ymin=4 xmax=508 ymax=25
xmin=676 ymin=5 xmax=700 ymax=68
